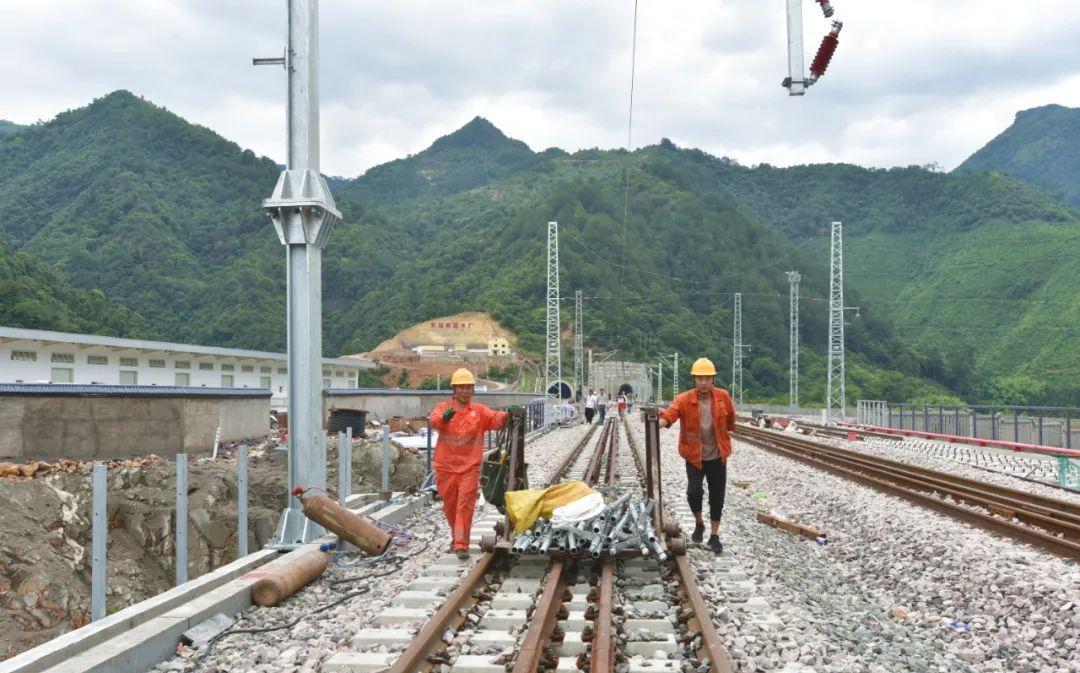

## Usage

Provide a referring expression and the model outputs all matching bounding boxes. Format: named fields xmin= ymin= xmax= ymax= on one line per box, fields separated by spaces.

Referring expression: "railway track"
xmin=734 ymin=424 xmax=1080 ymax=559
xmin=369 ymin=415 xmax=735 ymax=672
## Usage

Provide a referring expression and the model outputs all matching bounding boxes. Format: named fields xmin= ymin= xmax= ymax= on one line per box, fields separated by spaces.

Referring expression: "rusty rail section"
xmin=550 ymin=420 xmax=601 ymax=484
xmin=386 ymin=551 xmax=498 ymax=673
xmin=736 ymin=425 xmax=1080 ymax=559
xmin=512 ymin=558 xmax=570 ymax=673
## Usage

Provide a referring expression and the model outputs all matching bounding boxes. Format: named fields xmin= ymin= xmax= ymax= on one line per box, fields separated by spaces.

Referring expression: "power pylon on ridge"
xmin=786 ymin=270 xmax=801 ymax=414
xmin=826 ymin=221 xmax=845 ymax=422
xmin=544 ymin=221 xmax=561 ymax=424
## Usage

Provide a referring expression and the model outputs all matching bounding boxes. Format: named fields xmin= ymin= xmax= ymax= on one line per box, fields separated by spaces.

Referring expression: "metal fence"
xmin=856 ymin=400 xmax=1079 ymax=450
xmin=736 ymin=404 xmax=854 ymax=422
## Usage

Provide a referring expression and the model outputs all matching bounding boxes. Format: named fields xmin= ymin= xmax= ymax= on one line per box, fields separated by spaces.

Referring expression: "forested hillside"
xmin=1 ymin=91 xmax=1077 ymax=404
xmin=956 ymin=104 xmax=1080 ymax=209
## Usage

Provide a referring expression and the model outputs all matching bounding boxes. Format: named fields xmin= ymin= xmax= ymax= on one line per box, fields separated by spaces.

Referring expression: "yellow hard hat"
xmin=449 ymin=368 xmax=476 ymax=386
xmin=690 ymin=357 xmax=716 ymax=376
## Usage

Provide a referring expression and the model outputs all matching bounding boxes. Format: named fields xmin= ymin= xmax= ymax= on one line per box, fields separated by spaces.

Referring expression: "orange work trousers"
xmin=435 ymin=467 xmax=480 ymax=551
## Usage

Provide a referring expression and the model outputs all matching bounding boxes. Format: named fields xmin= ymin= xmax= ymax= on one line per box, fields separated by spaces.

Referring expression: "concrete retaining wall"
xmin=324 ymin=389 xmax=539 ymax=424
xmin=0 ymin=387 xmax=270 ymax=460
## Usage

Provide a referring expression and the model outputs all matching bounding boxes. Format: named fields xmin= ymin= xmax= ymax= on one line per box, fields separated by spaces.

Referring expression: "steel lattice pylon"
xmin=786 ymin=270 xmax=801 ymax=414
xmin=656 ymin=360 xmax=663 ymax=405
xmin=544 ymin=221 xmax=561 ymax=423
xmin=732 ymin=292 xmax=744 ymax=406
xmin=574 ymin=290 xmax=583 ymax=398
xmin=672 ymin=352 xmax=678 ymax=400
xmin=826 ymin=221 xmax=845 ymax=422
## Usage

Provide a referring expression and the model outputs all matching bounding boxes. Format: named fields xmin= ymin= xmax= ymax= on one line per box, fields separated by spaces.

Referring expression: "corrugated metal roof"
xmin=0 ymin=325 xmax=373 ymax=369
xmin=0 ymin=384 xmax=273 ymax=398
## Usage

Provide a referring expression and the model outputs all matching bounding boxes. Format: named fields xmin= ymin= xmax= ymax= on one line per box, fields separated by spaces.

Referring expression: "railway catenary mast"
xmin=574 ymin=290 xmax=583 ymax=398
xmin=731 ymin=292 xmax=745 ymax=407
xmin=786 ymin=270 xmax=801 ymax=413
xmin=544 ymin=221 xmax=561 ymax=424
xmin=672 ymin=351 xmax=678 ymax=400
xmin=826 ymin=222 xmax=845 ymax=421
xmin=258 ymin=0 xmax=340 ymax=548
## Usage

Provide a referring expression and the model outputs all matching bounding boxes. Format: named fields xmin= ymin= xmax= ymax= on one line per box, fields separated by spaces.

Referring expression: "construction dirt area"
xmin=0 ymin=433 xmax=426 ymax=661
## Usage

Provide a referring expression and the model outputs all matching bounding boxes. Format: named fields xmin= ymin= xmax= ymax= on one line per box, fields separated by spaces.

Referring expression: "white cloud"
xmin=3 ymin=0 xmax=1080 ymax=175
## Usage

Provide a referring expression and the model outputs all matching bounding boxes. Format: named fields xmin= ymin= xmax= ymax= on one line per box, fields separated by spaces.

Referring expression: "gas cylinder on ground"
xmin=251 ymin=549 xmax=329 ymax=607
xmin=291 ymin=486 xmax=392 ymax=556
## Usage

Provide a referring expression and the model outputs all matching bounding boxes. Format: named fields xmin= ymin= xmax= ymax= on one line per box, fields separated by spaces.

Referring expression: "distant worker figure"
xmin=584 ymin=389 xmax=598 ymax=424
xmin=597 ymin=389 xmax=608 ymax=425
xmin=658 ymin=357 xmax=735 ymax=554
xmin=617 ymin=392 xmax=627 ymax=416
xmin=429 ymin=368 xmax=509 ymax=559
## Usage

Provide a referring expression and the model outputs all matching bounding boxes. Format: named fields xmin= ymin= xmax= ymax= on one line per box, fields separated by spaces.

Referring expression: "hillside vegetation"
xmin=1 ymin=91 xmax=1077 ymax=404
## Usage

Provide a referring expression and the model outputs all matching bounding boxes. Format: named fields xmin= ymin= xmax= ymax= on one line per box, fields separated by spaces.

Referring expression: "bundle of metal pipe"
xmin=510 ymin=496 xmax=667 ymax=561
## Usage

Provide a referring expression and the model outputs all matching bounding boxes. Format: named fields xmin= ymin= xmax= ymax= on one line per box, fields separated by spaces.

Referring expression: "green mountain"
xmin=956 ymin=104 xmax=1080 ymax=209
xmin=3 ymin=91 xmax=1078 ymax=405
xmin=0 ymin=120 xmax=24 ymax=138
xmin=0 ymin=238 xmax=148 ymax=336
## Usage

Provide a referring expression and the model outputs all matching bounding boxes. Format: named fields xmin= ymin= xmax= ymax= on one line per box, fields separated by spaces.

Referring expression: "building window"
xmin=260 ymin=366 xmax=272 ymax=374
xmin=149 ymin=359 xmax=165 ymax=368
xmin=322 ymin=368 xmax=330 ymax=376
xmin=119 ymin=370 xmax=137 ymax=385
xmin=221 ymin=374 xmax=234 ymax=387
xmin=51 ymin=353 xmax=75 ymax=364
xmin=175 ymin=360 xmax=191 ymax=369
xmin=277 ymin=367 xmax=287 ymax=374
xmin=175 ymin=373 xmax=190 ymax=386
xmin=87 ymin=355 xmax=109 ymax=365
xmin=323 ymin=378 xmax=331 ymax=389
xmin=335 ymin=370 xmax=345 ymax=377
xmin=199 ymin=362 xmax=214 ymax=371
xmin=241 ymin=365 xmax=254 ymax=373
xmin=50 ymin=368 xmax=74 ymax=383
xmin=260 ymin=376 xmax=272 ymax=388
xmin=221 ymin=364 xmax=235 ymax=372
xmin=11 ymin=350 xmax=37 ymax=362
xmin=120 ymin=357 xmax=138 ymax=367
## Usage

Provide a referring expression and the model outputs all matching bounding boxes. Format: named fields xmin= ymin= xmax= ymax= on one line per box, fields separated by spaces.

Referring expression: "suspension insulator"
xmin=816 ymin=0 xmax=835 ymax=18
xmin=810 ymin=21 xmax=843 ymax=79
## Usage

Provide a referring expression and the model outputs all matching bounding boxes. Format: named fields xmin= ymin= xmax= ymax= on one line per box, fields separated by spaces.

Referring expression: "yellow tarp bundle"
xmin=504 ymin=481 xmax=596 ymax=534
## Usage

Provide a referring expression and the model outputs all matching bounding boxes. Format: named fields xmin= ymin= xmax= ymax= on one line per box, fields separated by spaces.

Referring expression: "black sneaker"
xmin=707 ymin=535 xmax=723 ymax=554
xmin=691 ymin=522 xmax=705 ymax=543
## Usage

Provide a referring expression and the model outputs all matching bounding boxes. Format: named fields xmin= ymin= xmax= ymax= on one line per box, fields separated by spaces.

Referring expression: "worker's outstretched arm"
xmin=429 ymin=402 xmax=450 ymax=432
xmin=722 ymin=390 xmax=737 ymax=429
xmin=658 ymin=396 xmax=682 ymax=429
xmin=486 ymin=407 xmax=510 ymax=430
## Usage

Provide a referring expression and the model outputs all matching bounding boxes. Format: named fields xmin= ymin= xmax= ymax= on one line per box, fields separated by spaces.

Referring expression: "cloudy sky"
xmin=4 ymin=1 xmax=1080 ymax=177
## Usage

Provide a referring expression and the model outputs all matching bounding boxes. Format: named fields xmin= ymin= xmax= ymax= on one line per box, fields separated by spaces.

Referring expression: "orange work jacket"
xmin=429 ymin=400 xmax=509 ymax=473
xmin=659 ymin=387 xmax=736 ymax=468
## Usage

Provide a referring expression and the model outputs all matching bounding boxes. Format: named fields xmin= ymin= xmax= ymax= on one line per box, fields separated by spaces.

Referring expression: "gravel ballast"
xmin=626 ymin=419 xmax=1080 ymax=673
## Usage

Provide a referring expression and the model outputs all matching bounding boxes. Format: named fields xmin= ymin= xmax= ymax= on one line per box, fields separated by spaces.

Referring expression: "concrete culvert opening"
xmin=618 ymin=383 xmax=634 ymax=396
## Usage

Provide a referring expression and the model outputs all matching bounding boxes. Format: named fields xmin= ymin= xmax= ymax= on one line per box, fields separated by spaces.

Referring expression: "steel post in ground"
xmin=1015 ymin=410 xmax=1020 ymax=444
xmin=426 ymin=418 xmax=433 ymax=473
xmin=992 ymin=413 xmax=998 ymax=442
xmin=175 ymin=453 xmax=188 ymax=585
xmin=338 ymin=428 xmax=352 ymax=504
xmin=1038 ymin=410 xmax=1045 ymax=446
xmin=971 ymin=408 xmax=977 ymax=439
xmin=938 ymin=406 xmax=944 ymax=434
xmin=381 ymin=425 xmax=391 ymax=495
xmin=238 ymin=444 xmax=249 ymax=557
xmin=1067 ymin=413 xmax=1072 ymax=450
xmin=505 ymin=407 xmax=526 ymax=540
xmin=91 ymin=463 xmax=107 ymax=621
xmin=923 ymin=404 xmax=929 ymax=432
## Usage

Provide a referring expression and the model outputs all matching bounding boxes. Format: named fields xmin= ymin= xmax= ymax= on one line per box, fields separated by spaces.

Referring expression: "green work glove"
xmin=442 ymin=407 xmax=456 ymax=422
xmin=508 ymin=405 xmax=523 ymax=413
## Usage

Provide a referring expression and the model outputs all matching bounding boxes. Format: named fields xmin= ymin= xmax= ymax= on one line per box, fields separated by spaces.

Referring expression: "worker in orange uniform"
xmin=658 ymin=357 xmax=735 ymax=554
xmin=429 ymin=368 xmax=509 ymax=559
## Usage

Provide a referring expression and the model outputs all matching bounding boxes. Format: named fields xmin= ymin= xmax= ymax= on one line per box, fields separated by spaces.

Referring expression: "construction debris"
xmin=756 ymin=511 xmax=827 ymax=543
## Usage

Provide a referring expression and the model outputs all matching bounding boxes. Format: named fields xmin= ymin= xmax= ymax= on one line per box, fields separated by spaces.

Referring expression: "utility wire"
xmin=619 ymin=0 xmax=640 ymax=319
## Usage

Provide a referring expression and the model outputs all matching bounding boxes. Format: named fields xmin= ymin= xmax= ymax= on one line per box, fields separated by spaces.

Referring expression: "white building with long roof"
xmin=0 ymin=326 xmax=373 ymax=408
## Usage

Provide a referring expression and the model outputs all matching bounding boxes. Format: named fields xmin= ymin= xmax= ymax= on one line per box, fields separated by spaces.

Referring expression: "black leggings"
xmin=686 ymin=459 xmax=727 ymax=523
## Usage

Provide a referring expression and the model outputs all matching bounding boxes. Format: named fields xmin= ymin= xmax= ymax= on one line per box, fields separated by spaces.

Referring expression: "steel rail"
xmin=674 ymin=554 xmax=737 ymax=673
xmin=735 ymin=427 xmax=1080 ymax=559
xmin=550 ymin=420 xmax=601 ymax=483
xmin=785 ymin=437 xmax=1080 ymax=538
xmin=740 ymin=426 xmax=1080 ymax=523
xmin=385 ymin=551 xmax=498 ymax=673
xmin=582 ymin=419 xmax=612 ymax=485
xmin=512 ymin=558 xmax=570 ymax=673
xmin=589 ymin=559 xmax=615 ymax=673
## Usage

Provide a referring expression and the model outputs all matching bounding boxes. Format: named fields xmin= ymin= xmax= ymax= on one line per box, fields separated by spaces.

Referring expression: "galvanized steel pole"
xmin=338 ymin=428 xmax=352 ymax=505
xmin=175 ymin=453 xmax=188 ymax=585
xmin=91 ymin=463 xmax=107 ymax=621
xmin=263 ymin=0 xmax=340 ymax=548
xmin=238 ymin=445 xmax=249 ymax=557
